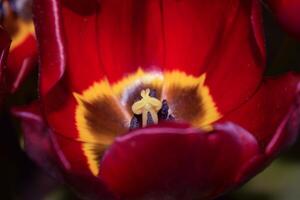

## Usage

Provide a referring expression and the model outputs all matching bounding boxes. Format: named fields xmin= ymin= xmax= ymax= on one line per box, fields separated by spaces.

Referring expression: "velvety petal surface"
xmin=163 ymin=0 xmax=266 ymax=115
xmin=100 ymin=122 xmax=261 ymax=200
xmin=221 ymin=73 xmax=300 ymax=149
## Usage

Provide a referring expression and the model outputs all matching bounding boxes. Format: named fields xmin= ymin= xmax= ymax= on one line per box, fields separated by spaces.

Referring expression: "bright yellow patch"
xmin=74 ymin=69 xmax=221 ymax=176
xmin=10 ymin=20 xmax=35 ymax=51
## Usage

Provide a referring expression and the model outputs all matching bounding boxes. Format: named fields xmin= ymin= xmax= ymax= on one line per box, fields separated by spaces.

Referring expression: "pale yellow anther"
xmin=132 ymin=89 xmax=162 ymax=127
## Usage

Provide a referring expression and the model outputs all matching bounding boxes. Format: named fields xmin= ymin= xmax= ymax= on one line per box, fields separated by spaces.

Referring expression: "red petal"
xmin=268 ymin=0 xmax=300 ymax=40
xmin=0 ymin=27 xmax=11 ymax=105
xmin=163 ymin=0 xmax=265 ymax=72
xmin=12 ymin=103 xmax=115 ymax=199
xmin=0 ymin=28 xmax=11 ymax=70
xmin=33 ymin=0 xmax=85 ymax=139
xmin=96 ymin=0 xmax=165 ymax=82
xmin=221 ymin=73 xmax=300 ymax=148
xmin=11 ymin=103 xmax=63 ymax=180
xmin=33 ymin=0 xmax=66 ymax=95
xmin=203 ymin=0 xmax=266 ymax=115
xmin=265 ymin=84 xmax=300 ymax=158
xmin=100 ymin=122 xmax=260 ymax=199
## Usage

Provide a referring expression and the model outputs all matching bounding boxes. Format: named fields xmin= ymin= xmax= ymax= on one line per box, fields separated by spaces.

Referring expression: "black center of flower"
xmin=130 ymin=89 xmax=174 ymax=130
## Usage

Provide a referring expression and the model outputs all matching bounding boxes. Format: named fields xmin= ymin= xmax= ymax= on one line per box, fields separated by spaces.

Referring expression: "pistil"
xmin=130 ymin=88 xmax=175 ymax=130
xmin=132 ymin=88 xmax=162 ymax=127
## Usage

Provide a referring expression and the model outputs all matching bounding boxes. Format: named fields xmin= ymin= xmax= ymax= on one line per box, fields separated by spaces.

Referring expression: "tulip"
xmin=13 ymin=0 xmax=300 ymax=199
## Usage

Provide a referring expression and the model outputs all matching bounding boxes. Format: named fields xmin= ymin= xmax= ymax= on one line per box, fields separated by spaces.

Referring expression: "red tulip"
xmin=268 ymin=0 xmax=300 ymax=39
xmin=0 ymin=26 xmax=11 ymax=106
xmin=14 ymin=0 xmax=300 ymax=199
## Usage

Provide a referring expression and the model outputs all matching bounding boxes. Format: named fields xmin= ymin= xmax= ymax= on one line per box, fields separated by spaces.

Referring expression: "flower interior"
xmin=74 ymin=69 xmax=222 ymax=176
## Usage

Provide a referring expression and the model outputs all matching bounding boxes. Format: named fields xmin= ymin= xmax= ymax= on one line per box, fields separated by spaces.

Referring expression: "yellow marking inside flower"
xmin=163 ymin=71 xmax=221 ymax=129
xmin=74 ymin=69 xmax=222 ymax=176
xmin=10 ymin=20 xmax=35 ymax=51
xmin=74 ymin=79 xmax=130 ymax=176
xmin=132 ymin=88 xmax=162 ymax=127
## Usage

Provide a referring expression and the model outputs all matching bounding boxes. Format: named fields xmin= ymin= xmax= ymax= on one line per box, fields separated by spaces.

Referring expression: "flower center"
xmin=74 ymin=70 xmax=222 ymax=176
xmin=130 ymin=88 xmax=174 ymax=129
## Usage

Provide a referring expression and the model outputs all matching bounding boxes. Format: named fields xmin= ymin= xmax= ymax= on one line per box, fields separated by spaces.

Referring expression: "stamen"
xmin=158 ymin=99 xmax=169 ymax=120
xmin=149 ymin=89 xmax=157 ymax=98
xmin=147 ymin=112 xmax=154 ymax=125
xmin=132 ymin=88 xmax=162 ymax=127
xmin=129 ymin=115 xmax=141 ymax=130
xmin=168 ymin=114 xmax=175 ymax=121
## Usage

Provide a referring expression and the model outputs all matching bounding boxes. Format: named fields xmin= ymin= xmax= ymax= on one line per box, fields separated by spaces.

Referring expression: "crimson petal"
xmin=0 ymin=27 xmax=11 ymax=105
xmin=100 ymin=122 xmax=261 ymax=199
xmin=12 ymin=103 xmax=115 ymax=199
xmin=33 ymin=0 xmax=66 ymax=95
xmin=96 ymin=0 xmax=165 ymax=82
xmin=222 ymin=73 xmax=300 ymax=149
xmin=11 ymin=103 xmax=63 ymax=180
xmin=265 ymin=83 xmax=300 ymax=158
xmin=145 ymin=0 xmax=265 ymax=115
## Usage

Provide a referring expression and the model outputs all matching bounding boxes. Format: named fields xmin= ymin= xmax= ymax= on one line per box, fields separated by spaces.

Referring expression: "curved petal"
xmin=268 ymin=0 xmax=300 ymax=40
xmin=100 ymin=122 xmax=261 ymax=199
xmin=11 ymin=103 xmax=63 ymax=180
xmin=0 ymin=27 xmax=11 ymax=105
xmin=221 ymin=73 xmax=300 ymax=149
xmin=265 ymin=83 xmax=300 ymax=158
xmin=33 ymin=0 xmax=82 ymax=140
xmin=12 ymin=102 xmax=115 ymax=199
xmin=33 ymin=0 xmax=66 ymax=95
xmin=230 ymin=82 xmax=300 ymax=186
